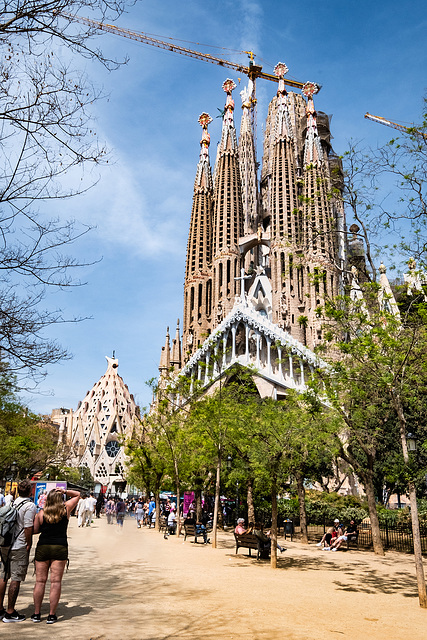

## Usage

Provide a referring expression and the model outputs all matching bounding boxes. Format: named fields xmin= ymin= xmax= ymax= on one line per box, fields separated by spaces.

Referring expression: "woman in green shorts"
xmin=31 ymin=488 xmax=80 ymax=624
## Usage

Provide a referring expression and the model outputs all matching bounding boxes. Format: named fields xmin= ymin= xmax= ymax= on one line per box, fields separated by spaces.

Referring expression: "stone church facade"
xmin=159 ymin=67 xmax=360 ymax=400
xmin=52 ymin=356 xmax=139 ymax=494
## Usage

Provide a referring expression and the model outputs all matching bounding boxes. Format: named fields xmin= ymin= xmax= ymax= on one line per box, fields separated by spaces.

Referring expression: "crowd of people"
xmin=0 ymin=480 xmax=361 ymax=625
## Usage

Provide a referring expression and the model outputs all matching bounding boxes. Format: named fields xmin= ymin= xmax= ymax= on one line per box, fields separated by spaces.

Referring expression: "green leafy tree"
xmin=0 ymin=368 xmax=57 ymax=477
xmin=315 ymin=286 xmax=427 ymax=605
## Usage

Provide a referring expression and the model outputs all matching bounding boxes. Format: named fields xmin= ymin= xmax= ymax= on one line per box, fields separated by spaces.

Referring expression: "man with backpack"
xmin=0 ymin=479 xmax=37 ymax=622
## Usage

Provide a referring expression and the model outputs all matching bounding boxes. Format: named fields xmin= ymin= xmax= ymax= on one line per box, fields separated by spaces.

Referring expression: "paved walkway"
xmin=4 ymin=515 xmax=427 ymax=639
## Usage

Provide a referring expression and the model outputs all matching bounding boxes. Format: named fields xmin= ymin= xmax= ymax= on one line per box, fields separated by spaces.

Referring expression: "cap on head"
xmin=237 ymin=518 xmax=245 ymax=524
xmin=334 ymin=519 xmax=340 ymax=523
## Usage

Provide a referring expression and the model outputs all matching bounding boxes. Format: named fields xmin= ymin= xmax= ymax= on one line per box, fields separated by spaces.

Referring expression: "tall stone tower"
xmin=160 ymin=64 xmax=347 ymax=373
xmin=211 ymin=79 xmax=244 ymax=326
xmin=183 ymin=113 xmax=214 ymax=356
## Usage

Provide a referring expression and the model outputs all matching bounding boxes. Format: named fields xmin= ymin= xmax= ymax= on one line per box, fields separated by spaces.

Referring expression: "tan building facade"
xmin=52 ymin=356 xmax=139 ymax=494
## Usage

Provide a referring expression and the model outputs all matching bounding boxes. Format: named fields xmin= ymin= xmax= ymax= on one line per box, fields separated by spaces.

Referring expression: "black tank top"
xmin=38 ymin=513 xmax=69 ymax=546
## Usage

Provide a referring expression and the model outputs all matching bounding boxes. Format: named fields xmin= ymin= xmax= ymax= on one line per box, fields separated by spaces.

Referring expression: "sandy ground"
xmin=3 ymin=515 xmax=427 ymax=640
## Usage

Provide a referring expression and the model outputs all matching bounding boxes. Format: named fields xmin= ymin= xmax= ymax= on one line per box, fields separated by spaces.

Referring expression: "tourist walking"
xmin=0 ymin=479 xmax=37 ymax=622
xmin=84 ymin=493 xmax=97 ymax=526
xmin=75 ymin=494 xmax=87 ymax=527
xmin=95 ymin=494 xmax=105 ymax=519
xmin=135 ymin=498 xmax=144 ymax=528
xmin=32 ymin=487 xmax=80 ymax=624
xmin=116 ymin=498 xmax=126 ymax=527
xmin=105 ymin=497 xmax=115 ymax=524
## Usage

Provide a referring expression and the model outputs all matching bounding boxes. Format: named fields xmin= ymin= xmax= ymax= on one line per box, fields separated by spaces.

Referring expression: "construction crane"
xmin=59 ymin=12 xmax=309 ymax=91
xmin=364 ymin=112 xmax=427 ymax=141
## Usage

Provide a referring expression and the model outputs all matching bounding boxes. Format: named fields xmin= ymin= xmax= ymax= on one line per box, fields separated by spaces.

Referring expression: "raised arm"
xmin=65 ymin=489 xmax=81 ymax=516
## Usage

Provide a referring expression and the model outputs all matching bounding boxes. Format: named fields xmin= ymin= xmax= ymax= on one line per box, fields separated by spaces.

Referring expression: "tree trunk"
xmin=154 ymin=491 xmax=160 ymax=532
xmin=212 ymin=449 xmax=221 ymax=549
xmin=270 ymin=475 xmax=278 ymax=569
xmin=393 ymin=390 xmax=427 ymax=607
xmin=247 ymin=477 xmax=255 ymax=524
xmin=296 ymin=472 xmax=308 ymax=544
xmin=195 ymin=489 xmax=202 ymax=520
xmin=176 ymin=482 xmax=181 ymax=535
xmin=363 ymin=473 xmax=384 ymax=556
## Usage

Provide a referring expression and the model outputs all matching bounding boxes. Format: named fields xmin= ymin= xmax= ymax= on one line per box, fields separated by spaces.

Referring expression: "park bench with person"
xmin=234 ymin=531 xmax=267 ymax=559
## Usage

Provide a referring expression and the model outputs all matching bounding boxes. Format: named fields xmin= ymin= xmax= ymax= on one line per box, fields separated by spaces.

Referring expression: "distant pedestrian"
xmin=116 ymin=498 xmax=126 ymax=527
xmin=75 ymin=494 xmax=87 ymax=528
xmin=135 ymin=498 xmax=144 ymax=529
xmin=105 ymin=498 xmax=115 ymax=525
xmin=95 ymin=494 xmax=105 ymax=519
xmin=32 ymin=488 xmax=80 ymax=624
xmin=4 ymin=493 xmax=14 ymax=508
xmin=85 ymin=493 xmax=97 ymax=526
xmin=148 ymin=497 xmax=155 ymax=526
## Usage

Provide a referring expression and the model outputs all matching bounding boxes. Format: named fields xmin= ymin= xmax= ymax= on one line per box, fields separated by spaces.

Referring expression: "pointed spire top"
xmin=159 ymin=326 xmax=171 ymax=373
xmin=302 ymin=81 xmax=323 ymax=166
xmin=198 ymin=112 xmax=212 ymax=159
xmin=274 ymin=62 xmax=289 ymax=95
xmin=222 ymin=78 xmax=236 ymax=122
xmin=171 ymin=319 xmax=182 ymax=371
xmin=195 ymin=113 xmax=213 ymax=190
xmin=106 ymin=355 xmax=119 ymax=371
xmin=273 ymin=62 xmax=293 ymax=140
xmin=217 ymin=78 xmax=238 ymax=155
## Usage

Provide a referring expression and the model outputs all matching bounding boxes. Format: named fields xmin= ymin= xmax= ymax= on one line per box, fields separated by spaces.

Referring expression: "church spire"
xmin=170 ymin=319 xmax=182 ymax=371
xmin=212 ymin=79 xmax=243 ymax=322
xmin=159 ymin=326 xmax=171 ymax=375
xmin=239 ymin=79 xmax=258 ymax=236
xmin=217 ymin=79 xmax=238 ymax=156
xmin=183 ymin=114 xmax=215 ymax=359
xmin=302 ymin=82 xmax=323 ymax=166
xmin=274 ymin=62 xmax=293 ymax=140
xmin=195 ymin=112 xmax=213 ymax=191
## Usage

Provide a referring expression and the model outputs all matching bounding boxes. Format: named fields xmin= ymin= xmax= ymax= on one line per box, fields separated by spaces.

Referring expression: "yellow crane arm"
xmin=364 ymin=112 xmax=427 ymax=141
xmin=60 ymin=12 xmax=305 ymax=90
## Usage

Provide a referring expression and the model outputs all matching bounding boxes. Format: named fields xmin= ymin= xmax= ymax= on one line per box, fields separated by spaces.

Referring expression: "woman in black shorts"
xmin=32 ymin=488 xmax=80 ymax=624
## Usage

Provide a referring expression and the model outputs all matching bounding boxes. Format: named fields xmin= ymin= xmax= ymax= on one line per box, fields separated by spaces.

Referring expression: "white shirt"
xmin=11 ymin=496 xmax=37 ymax=551
xmin=4 ymin=494 xmax=13 ymax=506
xmin=86 ymin=496 xmax=97 ymax=511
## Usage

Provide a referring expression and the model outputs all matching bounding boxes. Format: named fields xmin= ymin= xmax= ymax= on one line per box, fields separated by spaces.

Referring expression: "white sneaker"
xmin=331 ymin=548 xmax=337 ymax=551
xmin=323 ymin=547 xmax=330 ymax=551
xmin=316 ymin=542 xmax=322 ymax=547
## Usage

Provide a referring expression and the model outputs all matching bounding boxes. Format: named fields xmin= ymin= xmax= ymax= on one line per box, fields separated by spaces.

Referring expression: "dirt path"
xmin=4 ymin=516 xmax=427 ymax=639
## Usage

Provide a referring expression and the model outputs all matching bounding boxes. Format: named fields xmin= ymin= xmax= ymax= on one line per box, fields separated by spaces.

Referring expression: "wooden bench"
xmin=234 ymin=532 xmax=267 ymax=560
xmin=159 ymin=515 xmax=168 ymax=533
xmin=184 ymin=523 xmax=207 ymax=543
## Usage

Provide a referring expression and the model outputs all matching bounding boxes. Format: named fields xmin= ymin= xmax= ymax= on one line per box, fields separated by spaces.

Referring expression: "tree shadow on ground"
xmin=224 ymin=551 xmax=419 ymax=597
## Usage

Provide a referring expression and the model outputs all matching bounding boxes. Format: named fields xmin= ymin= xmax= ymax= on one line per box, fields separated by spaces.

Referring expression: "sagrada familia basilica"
xmin=53 ymin=64 xmax=423 ymax=494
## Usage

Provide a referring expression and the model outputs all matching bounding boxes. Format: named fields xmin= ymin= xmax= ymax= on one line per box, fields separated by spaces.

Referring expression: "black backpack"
xmin=0 ymin=499 xmax=31 ymax=547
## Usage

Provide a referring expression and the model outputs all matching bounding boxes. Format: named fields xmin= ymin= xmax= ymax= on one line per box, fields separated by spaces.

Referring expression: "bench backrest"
xmin=184 ymin=523 xmax=197 ymax=535
xmin=234 ymin=532 xmax=259 ymax=549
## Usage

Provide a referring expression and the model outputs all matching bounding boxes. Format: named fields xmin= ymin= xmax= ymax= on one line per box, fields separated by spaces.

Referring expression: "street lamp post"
xmin=10 ymin=461 xmax=17 ymax=481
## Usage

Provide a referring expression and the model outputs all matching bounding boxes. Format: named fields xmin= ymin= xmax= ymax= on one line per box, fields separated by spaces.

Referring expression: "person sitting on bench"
xmin=330 ymin=520 xmax=358 ymax=551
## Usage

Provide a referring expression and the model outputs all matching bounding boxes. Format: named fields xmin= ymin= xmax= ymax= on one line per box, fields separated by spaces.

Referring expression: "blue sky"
xmin=24 ymin=0 xmax=427 ymax=414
